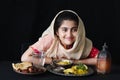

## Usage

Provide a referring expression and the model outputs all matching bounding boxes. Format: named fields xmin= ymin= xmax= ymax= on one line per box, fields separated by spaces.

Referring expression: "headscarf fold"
xmin=42 ymin=10 xmax=92 ymax=59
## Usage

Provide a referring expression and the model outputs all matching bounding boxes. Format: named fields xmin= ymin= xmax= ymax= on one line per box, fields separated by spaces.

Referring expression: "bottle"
xmin=96 ymin=43 xmax=111 ymax=74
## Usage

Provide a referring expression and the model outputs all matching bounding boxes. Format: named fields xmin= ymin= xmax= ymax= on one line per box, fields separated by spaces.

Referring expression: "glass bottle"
xmin=96 ymin=43 xmax=111 ymax=74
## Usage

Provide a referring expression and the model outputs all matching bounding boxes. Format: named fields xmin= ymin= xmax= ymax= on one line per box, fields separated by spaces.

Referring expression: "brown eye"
xmin=62 ymin=27 xmax=68 ymax=32
xmin=72 ymin=27 xmax=78 ymax=32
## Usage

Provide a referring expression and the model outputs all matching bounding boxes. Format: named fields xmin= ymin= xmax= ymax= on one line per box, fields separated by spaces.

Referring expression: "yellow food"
xmin=12 ymin=62 xmax=32 ymax=70
xmin=63 ymin=63 xmax=88 ymax=75
xmin=63 ymin=68 xmax=75 ymax=74
xmin=57 ymin=60 xmax=70 ymax=65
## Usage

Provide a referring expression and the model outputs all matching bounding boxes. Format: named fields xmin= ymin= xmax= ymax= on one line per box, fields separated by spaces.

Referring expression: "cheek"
xmin=58 ymin=33 xmax=64 ymax=39
xmin=57 ymin=31 xmax=64 ymax=37
xmin=72 ymin=33 xmax=78 ymax=40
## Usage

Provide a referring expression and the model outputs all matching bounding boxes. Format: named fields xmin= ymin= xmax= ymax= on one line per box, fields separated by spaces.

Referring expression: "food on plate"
xmin=53 ymin=59 xmax=73 ymax=68
xmin=12 ymin=62 xmax=32 ymax=70
xmin=57 ymin=59 xmax=71 ymax=65
xmin=12 ymin=62 xmax=45 ymax=73
xmin=63 ymin=63 xmax=88 ymax=75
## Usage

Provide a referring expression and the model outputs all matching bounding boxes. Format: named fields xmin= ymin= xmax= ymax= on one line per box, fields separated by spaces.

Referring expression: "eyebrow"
xmin=60 ymin=26 xmax=78 ymax=29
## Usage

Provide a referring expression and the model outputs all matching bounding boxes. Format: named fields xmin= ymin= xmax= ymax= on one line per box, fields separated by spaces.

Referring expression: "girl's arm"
xmin=74 ymin=57 xmax=97 ymax=65
xmin=21 ymin=47 xmax=41 ymax=65
xmin=21 ymin=47 xmax=52 ymax=65
xmin=74 ymin=47 xmax=99 ymax=65
xmin=21 ymin=34 xmax=53 ymax=65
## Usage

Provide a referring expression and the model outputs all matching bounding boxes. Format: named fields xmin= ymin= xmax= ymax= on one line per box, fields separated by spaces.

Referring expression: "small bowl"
xmin=53 ymin=59 xmax=73 ymax=68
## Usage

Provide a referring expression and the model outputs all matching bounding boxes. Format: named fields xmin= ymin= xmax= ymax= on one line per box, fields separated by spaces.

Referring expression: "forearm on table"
xmin=21 ymin=49 xmax=52 ymax=65
xmin=21 ymin=47 xmax=97 ymax=65
xmin=22 ymin=56 xmax=52 ymax=65
xmin=45 ymin=57 xmax=52 ymax=64
xmin=21 ymin=47 xmax=40 ymax=65
xmin=74 ymin=58 xmax=97 ymax=65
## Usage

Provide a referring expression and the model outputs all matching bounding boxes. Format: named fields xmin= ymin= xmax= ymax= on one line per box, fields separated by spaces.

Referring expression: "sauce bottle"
xmin=96 ymin=43 xmax=111 ymax=74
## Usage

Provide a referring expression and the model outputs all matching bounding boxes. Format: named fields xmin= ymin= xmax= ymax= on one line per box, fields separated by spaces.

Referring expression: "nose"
xmin=67 ymin=30 xmax=72 ymax=37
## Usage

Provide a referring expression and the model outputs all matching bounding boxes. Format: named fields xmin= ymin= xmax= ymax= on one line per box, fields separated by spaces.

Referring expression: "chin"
xmin=65 ymin=42 xmax=74 ymax=46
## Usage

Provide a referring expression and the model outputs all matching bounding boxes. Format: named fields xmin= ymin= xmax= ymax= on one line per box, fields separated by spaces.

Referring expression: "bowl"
xmin=53 ymin=59 xmax=73 ymax=68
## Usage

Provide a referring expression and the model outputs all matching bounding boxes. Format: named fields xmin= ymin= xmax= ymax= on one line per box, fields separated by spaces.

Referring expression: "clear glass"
xmin=33 ymin=51 xmax=45 ymax=67
xmin=40 ymin=51 xmax=45 ymax=66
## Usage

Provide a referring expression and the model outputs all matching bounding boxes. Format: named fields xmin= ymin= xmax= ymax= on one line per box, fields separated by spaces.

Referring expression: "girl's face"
xmin=56 ymin=20 xmax=78 ymax=47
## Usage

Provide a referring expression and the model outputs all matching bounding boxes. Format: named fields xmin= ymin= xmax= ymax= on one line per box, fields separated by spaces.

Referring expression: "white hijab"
xmin=42 ymin=10 xmax=92 ymax=60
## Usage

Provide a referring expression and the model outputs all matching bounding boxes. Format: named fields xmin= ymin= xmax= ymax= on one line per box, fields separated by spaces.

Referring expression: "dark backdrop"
xmin=0 ymin=0 xmax=120 ymax=65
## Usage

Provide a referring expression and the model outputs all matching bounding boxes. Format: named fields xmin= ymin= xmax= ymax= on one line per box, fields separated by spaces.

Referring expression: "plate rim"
xmin=46 ymin=64 xmax=94 ymax=77
xmin=12 ymin=66 xmax=46 ymax=75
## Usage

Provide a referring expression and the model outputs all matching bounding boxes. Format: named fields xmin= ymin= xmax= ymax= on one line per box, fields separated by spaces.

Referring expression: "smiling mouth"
xmin=66 ymin=38 xmax=74 ymax=41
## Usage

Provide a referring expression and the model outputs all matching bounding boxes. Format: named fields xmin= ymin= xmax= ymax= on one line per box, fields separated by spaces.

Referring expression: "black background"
xmin=0 ymin=0 xmax=120 ymax=65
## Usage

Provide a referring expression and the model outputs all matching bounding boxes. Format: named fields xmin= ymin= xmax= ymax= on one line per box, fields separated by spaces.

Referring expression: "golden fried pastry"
xmin=12 ymin=62 xmax=45 ymax=73
xmin=12 ymin=62 xmax=33 ymax=71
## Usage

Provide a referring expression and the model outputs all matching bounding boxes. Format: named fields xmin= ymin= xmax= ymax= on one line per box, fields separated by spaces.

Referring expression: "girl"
xmin=21 ymin=10 xmax=99 ymax=66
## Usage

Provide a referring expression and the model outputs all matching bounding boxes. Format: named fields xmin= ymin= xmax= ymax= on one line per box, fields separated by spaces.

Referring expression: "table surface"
xmin=0 ymin=61 xmax=120 ymax=80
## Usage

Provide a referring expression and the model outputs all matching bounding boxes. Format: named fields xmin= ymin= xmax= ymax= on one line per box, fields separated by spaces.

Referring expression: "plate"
xmin=13 ymin=66 xmax=46 ymax=75
xmin=46 ymin=65 xmax=94 ymax=77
